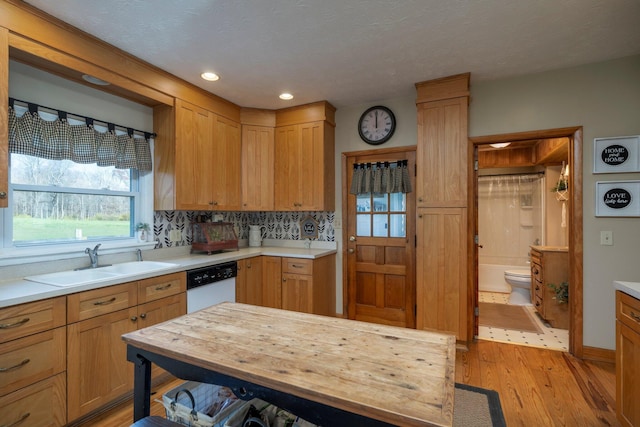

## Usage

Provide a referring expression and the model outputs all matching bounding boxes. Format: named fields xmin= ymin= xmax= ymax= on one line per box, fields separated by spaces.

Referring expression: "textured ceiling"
xmin=24 ymin=0 xmax=640 ymax=109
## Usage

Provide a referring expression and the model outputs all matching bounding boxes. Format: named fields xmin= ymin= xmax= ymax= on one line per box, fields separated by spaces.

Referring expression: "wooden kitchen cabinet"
xmin=616 ymin=290 xmax=640 ymax=427
xmin=414 ymin=74 xmax=471 ymax=343
xmin=67 ymin=273 xmax=186 ymax=421
xmin=154 ymin=99 xmax=241 ymax=211
xmin=262 ymin=256 xmax=283 ymax=309
xmin=282 ymin=256 xmax=335 ymax=316
xmin=530 ymin=246 xmax=569 ymax=329
xmin=236 ymin=256 xmax=264 ymax=305
xmin=0 ymin=296 xmax=67 ymax=426
xmin=241 ymin=124 xmax=275 ymax=211
xmin=274 ymin=101 xmax=335 ymax=211
xmin=416 ymin=208 xmax=467 ymax=341
xmin=415 ymin=74 xmax=469 ymax=208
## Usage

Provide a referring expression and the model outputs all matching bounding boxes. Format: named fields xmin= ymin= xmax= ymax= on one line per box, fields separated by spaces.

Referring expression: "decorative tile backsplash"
xmin=153 ymin=210 xmax=335 ymax=248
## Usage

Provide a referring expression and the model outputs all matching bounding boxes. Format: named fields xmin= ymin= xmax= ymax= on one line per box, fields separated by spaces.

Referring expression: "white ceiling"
xmin=25 ymin=0 xmax=640 ymax=110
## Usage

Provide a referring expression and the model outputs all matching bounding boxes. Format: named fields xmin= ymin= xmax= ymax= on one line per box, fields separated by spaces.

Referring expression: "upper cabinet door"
xmin=241 ymin=125 xmax=275 ymax=211
xmin=210 ymin=114 xmax=241 ymax=210
xmin=416 ymin=97 xmax=469 ymax=207
xmin=175 ymin=100 xmax=214 ymax=210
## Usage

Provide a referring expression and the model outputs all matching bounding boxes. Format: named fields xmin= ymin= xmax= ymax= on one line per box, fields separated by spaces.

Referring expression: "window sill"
xmin=0 ymin=239 xmax=158 ymax=267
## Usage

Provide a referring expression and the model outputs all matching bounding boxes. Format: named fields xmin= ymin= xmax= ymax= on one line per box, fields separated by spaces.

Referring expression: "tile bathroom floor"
xmin=478 ymin=291 xmax=569 ymax=351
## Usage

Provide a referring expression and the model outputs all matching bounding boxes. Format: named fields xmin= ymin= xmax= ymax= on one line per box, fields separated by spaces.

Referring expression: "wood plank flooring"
xmin=73 ymin=340 xmax=618 ymax=427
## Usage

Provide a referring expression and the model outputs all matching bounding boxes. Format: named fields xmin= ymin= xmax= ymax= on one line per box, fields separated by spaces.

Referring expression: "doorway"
xmin=470 ymin=127 xmax=583 ymax=356
xmin=342 ymin=147 xmax=417 ymax=328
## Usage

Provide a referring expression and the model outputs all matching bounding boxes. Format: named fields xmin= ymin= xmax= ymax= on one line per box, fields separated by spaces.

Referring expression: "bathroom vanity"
xmin=530 ymin=246 xmax=569 ymax=329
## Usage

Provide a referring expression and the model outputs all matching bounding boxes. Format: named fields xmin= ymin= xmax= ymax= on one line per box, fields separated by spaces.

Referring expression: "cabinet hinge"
xmin=475 ymin=306 xmax=479 ymax=317
xmin=415 ymin=235 xmax=417 ymax=247
xmin=474 ymin=160 xmax=479 ymax=171
xmin=414 ymin=164 xmax=417 ymax=176
xmin=474 ymin=235 xmax=479 ymax=245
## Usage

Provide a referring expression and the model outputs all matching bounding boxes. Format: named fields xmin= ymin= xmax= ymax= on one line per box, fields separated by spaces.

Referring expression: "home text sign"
xmin=595 ymin=181 xmax=640 ymax=217
xmin=593 ymin=135 xmax=640 ymax=173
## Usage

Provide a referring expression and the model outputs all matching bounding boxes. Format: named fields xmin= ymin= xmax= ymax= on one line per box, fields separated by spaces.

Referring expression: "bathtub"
xmin=479 ymin=263 xmax=529 ymax=293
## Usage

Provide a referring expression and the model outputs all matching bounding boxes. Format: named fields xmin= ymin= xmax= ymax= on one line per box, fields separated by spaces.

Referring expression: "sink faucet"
xmin=85 ymin=244 xmax=101 ymax=268
xmin=137 ymin=248 xmax=143 ymax=262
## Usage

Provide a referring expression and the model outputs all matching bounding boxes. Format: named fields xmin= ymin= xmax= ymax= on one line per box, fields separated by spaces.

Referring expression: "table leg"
xmin=128 ymin=345 xmax=152 ymax=422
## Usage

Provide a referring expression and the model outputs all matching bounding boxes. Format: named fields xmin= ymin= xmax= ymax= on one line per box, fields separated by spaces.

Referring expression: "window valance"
xmin=8 ymin=99 xmax=153 ymax=171
xmin=349 ymin=160 xmax=412 ymax=195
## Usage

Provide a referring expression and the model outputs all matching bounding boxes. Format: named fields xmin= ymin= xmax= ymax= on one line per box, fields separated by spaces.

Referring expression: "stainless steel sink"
xmin=24 ymin=261 xmax=179 ymax=287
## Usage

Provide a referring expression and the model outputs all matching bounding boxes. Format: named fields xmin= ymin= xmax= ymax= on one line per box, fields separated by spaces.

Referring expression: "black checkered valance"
xmin=8 ymin=100 xmax=153 ymax=172
xmin=349 ymin=160 xmax=412 ymax=195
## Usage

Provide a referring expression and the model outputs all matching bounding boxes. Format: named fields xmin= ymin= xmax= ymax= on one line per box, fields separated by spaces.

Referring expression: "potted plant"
xmin=135 ymin=222 xmax=150 ymax=242
xmin=547 ymin=281 xmax=568 ymax=304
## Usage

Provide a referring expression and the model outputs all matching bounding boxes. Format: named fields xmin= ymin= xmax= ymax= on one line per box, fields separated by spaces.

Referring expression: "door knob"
xmin=349 ymin=236 xmax=356 ymax=242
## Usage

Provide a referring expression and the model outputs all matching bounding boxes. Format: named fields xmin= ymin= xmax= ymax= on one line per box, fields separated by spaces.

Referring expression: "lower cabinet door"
xmin=0 ymin=372 xmax=66 ymax=427
xmin=281 ymin=273 xmax=313 ymax=314
xmin=67 ymin=307 xmax=138 ymax=421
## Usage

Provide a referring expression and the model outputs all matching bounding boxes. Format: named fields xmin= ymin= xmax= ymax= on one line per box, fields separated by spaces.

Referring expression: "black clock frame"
xmin=357 ymin=105 xmax=396 ymax=145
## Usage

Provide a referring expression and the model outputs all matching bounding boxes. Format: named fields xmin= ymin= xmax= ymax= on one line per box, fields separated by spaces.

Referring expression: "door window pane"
xmin=357 ymin=194 xmax=371 ymax=212
xmin=373 ymin=214 xmax=388 ymax=237
xmin=356 ymin=214 xmax=371 ymax=236
xmin=390 ymin=193 xmax=406 ymax=212
xmin=373 ymin=193 xmax=388 ymax=212
xmin=390 ymin=214 xmax=406 ymax=238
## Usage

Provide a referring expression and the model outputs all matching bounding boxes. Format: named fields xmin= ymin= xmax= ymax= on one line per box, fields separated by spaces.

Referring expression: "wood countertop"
xmin=122 ymin=302 xmax=456 ymax=426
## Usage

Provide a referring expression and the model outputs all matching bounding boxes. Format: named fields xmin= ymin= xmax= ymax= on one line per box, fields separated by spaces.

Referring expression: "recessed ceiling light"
xmin=279 ymin=93 xmax=294 ymax=100
xmin=82 ymin=74 xmax=110 ymax=86
xmin=490 ymin=143 xmax=511 ymax=148
xmin=201 ymin=72 xmax=220 ymax=81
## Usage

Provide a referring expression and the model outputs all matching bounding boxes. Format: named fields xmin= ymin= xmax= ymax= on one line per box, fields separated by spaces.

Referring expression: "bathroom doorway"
xmin=470 ymin=127 xmax=584 ymax=356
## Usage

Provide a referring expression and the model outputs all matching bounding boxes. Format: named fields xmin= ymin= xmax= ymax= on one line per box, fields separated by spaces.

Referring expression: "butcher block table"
xmin=122 ymin=302 xmax=456 ymax=426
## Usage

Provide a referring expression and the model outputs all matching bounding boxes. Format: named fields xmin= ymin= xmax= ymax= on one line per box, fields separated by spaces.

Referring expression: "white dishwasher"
xmin=186 ymin=261 xmax=237 ymax=313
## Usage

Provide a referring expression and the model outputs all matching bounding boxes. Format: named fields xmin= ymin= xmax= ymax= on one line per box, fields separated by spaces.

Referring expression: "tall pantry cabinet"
xmin=415 ymin=73 xmax=471 ymax=342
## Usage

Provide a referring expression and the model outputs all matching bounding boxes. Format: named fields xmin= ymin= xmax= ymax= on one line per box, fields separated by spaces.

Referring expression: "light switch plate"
xmin=600 ymin=231 xmax=613 ymax=245
xmin=169 ymin=230 xmax=182 ymax=242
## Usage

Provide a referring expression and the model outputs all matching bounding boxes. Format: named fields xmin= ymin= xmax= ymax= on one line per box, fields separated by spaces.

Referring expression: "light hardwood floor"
xmin=73 ymin=340 xmax=618 ymax=427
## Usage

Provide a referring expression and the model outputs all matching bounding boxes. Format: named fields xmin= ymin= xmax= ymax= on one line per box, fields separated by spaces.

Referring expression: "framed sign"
xmin=595 ymin=180 xmax=640 ymax=217
xmin=300 ymin=215 xmax=319 ymax=239
xmin=593 ymin=135 xmax=640 ymax=173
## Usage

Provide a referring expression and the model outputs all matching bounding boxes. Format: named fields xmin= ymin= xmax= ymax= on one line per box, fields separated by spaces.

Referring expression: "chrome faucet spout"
xmin=84 ymin=243 xmax=101 ymax=268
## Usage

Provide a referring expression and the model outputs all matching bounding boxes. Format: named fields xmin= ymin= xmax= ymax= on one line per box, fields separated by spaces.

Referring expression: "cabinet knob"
xmin=0 ymin=191 xmax=6 ymax=199
xmin=348 ymin=248 xmax=354 ymax=254
xmin=282 ymin=278 xmax=287 ymax=282
xmin=418 ymin=197 xmax=423 ymax=202
xmin=131 ymin=316 xmax=138 ymax=322
xmin=140 ymin=313 xmax=146 ymax=319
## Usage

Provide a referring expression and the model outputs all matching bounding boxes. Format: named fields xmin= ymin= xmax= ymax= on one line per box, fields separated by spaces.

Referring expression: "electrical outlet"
xmin=600 ymin=231 xmax=613 ymax=246
xmin=169 ymin=230 xmax=182 ymax=242
xmin=213 ymin=214 xmax=224 ymax=222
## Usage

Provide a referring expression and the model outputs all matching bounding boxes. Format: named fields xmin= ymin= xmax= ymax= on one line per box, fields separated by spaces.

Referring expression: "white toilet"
xmin=504 ymin=269 xmax=532 ymax=305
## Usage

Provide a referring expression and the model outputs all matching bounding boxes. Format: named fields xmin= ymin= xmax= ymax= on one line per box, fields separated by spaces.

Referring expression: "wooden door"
xmin=282 ymin=273 xmax=313 ymax=313
xmin=67 ymin=307 xmax=137 ymax=420
xmin=345 ymin=150 xmax=416 ymax=328
xmin=175 ymin=100 xmax=213 ymax=210
xmin=211 ymin=114 xmax=241 ymax=210
xmin=274 ymin=125 xmax=301 ymax=210
xmin=241 ymin=125 xmax=274 ymax=210
xmin=262 ymin=256 xmax=282 ymax=309
xmin=236 ymin=257 xmax=263 ymax=305
xmin=416 ymin=207 xmax=467 ymax=340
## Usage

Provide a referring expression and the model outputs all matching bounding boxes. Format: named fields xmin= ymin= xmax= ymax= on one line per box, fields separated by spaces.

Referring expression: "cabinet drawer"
xmin=138 ymin=272 xmax=186 ymax=304
xmin=0 ymin=372 xmax=66 ymax=426
xmin=0 ymin=297 xmax=65 ymax=344
xmin=617 ymin=291 xmax=640 ymax=335
xmin=0 ymin=327 xmax=66 ymax=396
xmin=67 ymin=282 xmax=137 ymax=323
xmin=282 ymin=258 xmax=313 ymax=275
xmin=531 ymin=262 xmax=543 ymax=285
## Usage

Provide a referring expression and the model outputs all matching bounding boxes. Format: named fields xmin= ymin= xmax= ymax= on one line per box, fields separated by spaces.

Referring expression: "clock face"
xmin=358 ymin=106 xmax=396 ymax=145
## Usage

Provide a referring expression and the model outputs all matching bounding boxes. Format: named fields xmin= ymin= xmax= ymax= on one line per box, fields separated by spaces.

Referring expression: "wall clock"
xmin=358 ymin=105 xmax=396 ymax=145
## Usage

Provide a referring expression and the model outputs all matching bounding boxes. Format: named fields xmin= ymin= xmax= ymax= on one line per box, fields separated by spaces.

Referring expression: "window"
xmin=9 ymin=154 xmax=139 ymax=245
xmin=3 ymin=107 xmax=149 ymax=249
xmin=356 ymin=192 xmax=407 ymax=237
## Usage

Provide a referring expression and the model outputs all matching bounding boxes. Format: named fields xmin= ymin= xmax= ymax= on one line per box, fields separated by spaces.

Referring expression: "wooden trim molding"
xmin=582 ymin=346 xmax=615 ymax=363
xmin=415 ymin=73 xmax=471 ymax=103
xmin=470 ymin=126 xmax=584 ymax=358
